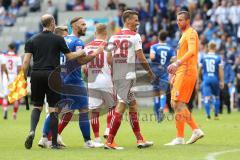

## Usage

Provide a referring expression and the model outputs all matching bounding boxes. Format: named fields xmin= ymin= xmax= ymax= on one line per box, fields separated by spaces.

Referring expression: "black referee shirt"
xmin=24 ymin=31 xmax=70 ymax=70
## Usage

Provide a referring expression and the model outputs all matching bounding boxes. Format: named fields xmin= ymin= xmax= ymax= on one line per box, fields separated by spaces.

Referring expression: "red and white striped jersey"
xmin=4 ymin=52 xmax=22 ymax=76
xmin=85 ymin=39 xmax=113 ymax=89
xmin=108 ymin=28 xmax=142 ymax=80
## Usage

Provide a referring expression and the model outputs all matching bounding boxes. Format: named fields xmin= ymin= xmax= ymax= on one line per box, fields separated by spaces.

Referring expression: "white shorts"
xmin=114 ymin=79 xmax=136 ymax=104
xmin=88 ymin=88 xmax=116 ymax=110
xmin=2 ymin=74 xmax=16 ymax=96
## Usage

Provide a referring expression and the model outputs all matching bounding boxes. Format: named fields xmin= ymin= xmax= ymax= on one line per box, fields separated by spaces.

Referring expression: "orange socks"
xmin=175 ymin=110 xmax=185 ymax=138
xmin=175 ymin=108 xmax=198 ymax=138
xmin=184 ymin=108 xmax=198 ymax=130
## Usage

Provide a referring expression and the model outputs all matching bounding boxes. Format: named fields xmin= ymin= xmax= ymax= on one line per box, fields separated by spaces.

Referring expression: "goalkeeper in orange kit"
xmin=165 ymin=11 xmax=204 ymax=146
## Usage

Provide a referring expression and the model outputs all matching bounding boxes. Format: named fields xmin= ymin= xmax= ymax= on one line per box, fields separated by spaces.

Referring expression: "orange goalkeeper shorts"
xmin=171 ymin=71 xmax=197 ymax=103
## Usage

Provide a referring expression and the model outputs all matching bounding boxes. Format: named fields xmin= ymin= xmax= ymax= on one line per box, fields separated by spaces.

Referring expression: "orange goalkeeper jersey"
xmin=176 ymin=27 xmax=199 ymax=75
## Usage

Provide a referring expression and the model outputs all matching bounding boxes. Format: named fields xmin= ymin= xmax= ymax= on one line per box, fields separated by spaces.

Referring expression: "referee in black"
xmin=22 ymin=14 xmax=103 ymax=149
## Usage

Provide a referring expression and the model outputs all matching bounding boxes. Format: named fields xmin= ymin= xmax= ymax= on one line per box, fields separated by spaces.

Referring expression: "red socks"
xmin=91 ymin=112 xmax=100 ymax=138
xmin=58 ymin=112 xmax=73 ymax=134
xmin=129 ymin=112 xmax=144 ymax=141
xmin=107 ymin=107 xmax=115 ymax=129
xmin=107 ymin=111 xmax=122 ymax=143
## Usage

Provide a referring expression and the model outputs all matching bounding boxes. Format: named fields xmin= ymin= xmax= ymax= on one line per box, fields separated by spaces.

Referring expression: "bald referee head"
xmin=40 ymin=14 xmax=56 ymax=32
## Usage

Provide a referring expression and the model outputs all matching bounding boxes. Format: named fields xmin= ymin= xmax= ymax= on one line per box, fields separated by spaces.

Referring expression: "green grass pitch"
xmin=0 ymin=106 xmax=240 ymax=160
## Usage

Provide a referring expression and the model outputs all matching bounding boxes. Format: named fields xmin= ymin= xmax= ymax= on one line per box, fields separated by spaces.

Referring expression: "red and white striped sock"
xmin=91 ymin=111 xmax=100 ymax=138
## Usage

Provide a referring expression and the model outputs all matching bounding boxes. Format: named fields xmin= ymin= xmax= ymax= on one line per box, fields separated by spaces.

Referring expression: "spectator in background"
xmin=106 ymin=0 xmax=117 ymax=10
xmin=210 ymin=33 xmax=221 ymax=51
xmin=143 ymin=35 xmax=158 ymax=54
xmin=17 ymin=1 xmax=28 ymax=17
xmin=220 ymin=56 xmax=235 ymax=114
xmin=2 ymin=12 xmax=16 ymax=26
xmin=93 ymin=0 xmax=99 ymax=10
xmin=214 ymin=0 xmax=229 ymax=26
xmin=0 ymin=2 xmax=6 ymax=18
xmin=227 ymin=46 xmax=237 ymax=65
xmin=2 ymin=0 xmax=11 ymax=10
xmin=192 ymin=13 xmax=204 ymax=34
xmin=229 ymin=0 xmax=240 ymax=35
xmin=154 ymin=0 xmax=168 ymax=19
xmin=199 ymin=34 xmax=208 ymax=45
xmin=206 ymin=1 xmax=217 ymax=22
xmin=225 ymin=36 xmax=237 ymax=51
xmin=8 ymin=0 xmax=19 ymax=18
xmin=46 ymin=0 xmax=57 ymax=24
xmin=152 ymin=16 xmax=160 ymax=34
xmin=136 ymin=2 xmax=148 ymax=21
xmin=219 ymin=33 xmax=227 ymax=54
xmin=141 ymin=34 xmax=148 ymax=53
xmin=73 ymin=0 xmax=86 ymax=11
xmin=203 ymin=22 xmax=216 ymax=41
xmin=28 ymin=0 xmax=41 ymax=12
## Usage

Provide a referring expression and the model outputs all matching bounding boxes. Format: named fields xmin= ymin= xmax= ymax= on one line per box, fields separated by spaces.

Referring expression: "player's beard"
xmin=78 ymin=29 xmax=86 ymax=36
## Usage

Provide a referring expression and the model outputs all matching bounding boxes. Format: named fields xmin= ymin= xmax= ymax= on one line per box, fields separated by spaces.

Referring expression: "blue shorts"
xmin=152 ymin=77 xmax=169 ymax=92
xmin=60 ymin=78 xmax=88 ymax=110
xmin=202 ymin=79 xmax=220 ymax=97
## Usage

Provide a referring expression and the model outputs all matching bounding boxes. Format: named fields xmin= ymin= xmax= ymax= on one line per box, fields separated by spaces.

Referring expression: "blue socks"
xmin=42 ymin=114 xmax=51 ymax=137
xmin=160 ymin=95 xmax=166 ymax=110
xmin=204 ymin=98 xmax=211 ymax=118
xmin=154 ymin=95 xmax=166 ymax=123
xmin=79 ymin=112 xmax=91 ymax=142
xmin=213 ymin=97 xmax=220 ymax=117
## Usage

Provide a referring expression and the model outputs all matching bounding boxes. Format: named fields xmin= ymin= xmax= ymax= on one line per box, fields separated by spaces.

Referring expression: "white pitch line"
xmin=205 ymin=149 xmax=240 ymax=160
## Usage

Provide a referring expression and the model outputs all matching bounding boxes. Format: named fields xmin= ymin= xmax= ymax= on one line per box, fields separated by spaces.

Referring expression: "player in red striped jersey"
xmin=84 ymin=24 xmax=116 ymax=147
xmin=105 ymin=10 xmax=155 ymax=149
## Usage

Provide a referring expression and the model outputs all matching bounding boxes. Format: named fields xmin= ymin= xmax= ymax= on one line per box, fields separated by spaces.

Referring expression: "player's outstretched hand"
xmin=167 ymin=63 xmax=177 ymax=74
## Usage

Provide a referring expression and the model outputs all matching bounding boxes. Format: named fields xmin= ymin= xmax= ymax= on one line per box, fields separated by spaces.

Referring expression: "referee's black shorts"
xmin=30 ymin=70 xmax=60 ymax=107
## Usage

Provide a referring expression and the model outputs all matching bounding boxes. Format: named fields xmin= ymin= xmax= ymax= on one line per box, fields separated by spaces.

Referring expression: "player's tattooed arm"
xmin=22 ymin=53 xmax=32 ymax=78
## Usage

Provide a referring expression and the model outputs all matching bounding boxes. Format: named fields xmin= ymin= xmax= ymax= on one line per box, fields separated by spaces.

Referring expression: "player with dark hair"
xmin=105 ymin=10 xmax=155 ymax=149
xmin=150 ymin=31 xmax=176 ymax=122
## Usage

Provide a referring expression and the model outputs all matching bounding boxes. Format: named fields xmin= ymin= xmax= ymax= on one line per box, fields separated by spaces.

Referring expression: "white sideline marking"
xmin=205 ymin=149 xmax=240 ymax=160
